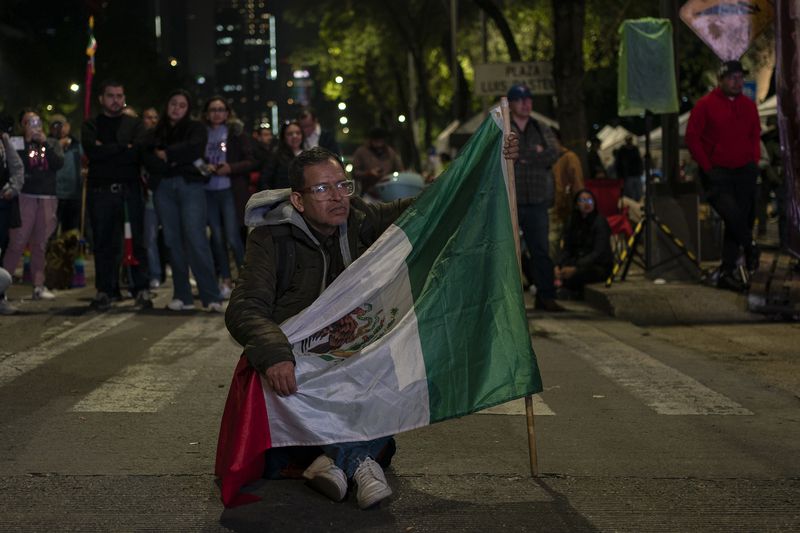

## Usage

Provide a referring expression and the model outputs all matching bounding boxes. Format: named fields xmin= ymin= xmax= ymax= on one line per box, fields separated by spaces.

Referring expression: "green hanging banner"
xmin=618 ymin=18 xmax=680 ymax=116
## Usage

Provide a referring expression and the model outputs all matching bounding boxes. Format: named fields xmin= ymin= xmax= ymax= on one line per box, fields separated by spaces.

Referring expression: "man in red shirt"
xmin=685 ymin=60 xmax=761 ymax=291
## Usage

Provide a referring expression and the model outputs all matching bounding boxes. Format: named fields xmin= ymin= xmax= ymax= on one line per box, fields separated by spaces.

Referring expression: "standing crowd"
xmin=0 ymin=80 xmax=377 ymax=315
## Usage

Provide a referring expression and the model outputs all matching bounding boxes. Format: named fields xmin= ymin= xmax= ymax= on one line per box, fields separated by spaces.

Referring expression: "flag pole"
xmin=501 ymin=97 xmax=540 ymax=477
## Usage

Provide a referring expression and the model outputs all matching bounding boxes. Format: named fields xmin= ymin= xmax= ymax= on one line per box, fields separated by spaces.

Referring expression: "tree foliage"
xmin=283 ymin=0 xmax=771 ymax=165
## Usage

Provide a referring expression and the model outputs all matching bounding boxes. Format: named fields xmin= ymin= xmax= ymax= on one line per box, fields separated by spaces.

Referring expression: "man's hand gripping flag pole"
xmin=501 ymin=96 xmax=539 ymax=477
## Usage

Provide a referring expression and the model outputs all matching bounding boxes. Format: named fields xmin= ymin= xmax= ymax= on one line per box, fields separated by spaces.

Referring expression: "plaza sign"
xmin=680 ymin=0 xmax=775 ymax=60
xmin=474 ymin=62 xmax=555 ymax=97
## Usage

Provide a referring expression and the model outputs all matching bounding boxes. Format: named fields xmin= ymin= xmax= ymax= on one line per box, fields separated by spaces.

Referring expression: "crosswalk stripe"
xmin=0 ymin=312 xmax=134 ymax=388
xmin=536 ymin=319 xmax=753 ymax=415
xmin=71 ymin=317 xmax=236 ymax=413
xmin=477 ymin=395 xmax=555 ymax=416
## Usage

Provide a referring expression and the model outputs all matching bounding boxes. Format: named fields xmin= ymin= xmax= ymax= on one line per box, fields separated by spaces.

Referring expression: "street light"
xmin=169 ymin=57 xmax=178 ymax=67
xmin=338 ymin=102 xmax=346 ymax=111
xmin=335 ymin=75 xmax=344 ymax=84
xmin=69 ymin=83 xmax=80 ymax=93
xmin=398 ymin=114 xmax=406 ymax=123
xmin=339 ymin=116 xmax=348 ymax=125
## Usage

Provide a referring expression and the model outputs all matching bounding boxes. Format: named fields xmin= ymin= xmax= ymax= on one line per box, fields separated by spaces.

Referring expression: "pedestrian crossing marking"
xmin=477 ymin=395 xmax=555 ymax=416
xmin=71 ymin=318 xmax=236 ymax=413
xmin=536 ymin=319 xmax=753 ymax=416
xmin=0 ymin=312 xmax=134 ymax=388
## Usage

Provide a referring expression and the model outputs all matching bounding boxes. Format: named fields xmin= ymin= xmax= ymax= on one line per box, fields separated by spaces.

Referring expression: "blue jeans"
xmin=518 ymin=203 xmax=556 ymax=300
xmin=322 ymin=436 xmax=393 ymax=478
xmin=262 ymin=437 xmax=395 ymax=480
xmin=154 ymin=177 xmax=221 ymax=306
xmin=87 ymin=185 xmax=149 ymax=297
xmin=144 ymin=203 xmax=161 ymax=282
xmin=205 ymin=188 xmax=244 ymax=280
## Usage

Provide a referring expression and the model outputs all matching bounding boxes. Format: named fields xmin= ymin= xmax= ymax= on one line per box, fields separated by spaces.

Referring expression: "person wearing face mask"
xmin=143 ymin=89 xmax=223 ymax=312
xmin=554 ymin=189 xmax=613 ymax=297
xmin=3 ymin=110 xmax=64 ymax=301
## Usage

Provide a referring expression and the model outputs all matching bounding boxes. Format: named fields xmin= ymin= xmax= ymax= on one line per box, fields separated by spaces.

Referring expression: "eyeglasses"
xmin=577 ymin=197 xmax=594 ymax=204
xmin=301 ymin=180 xmax=355 ymax=199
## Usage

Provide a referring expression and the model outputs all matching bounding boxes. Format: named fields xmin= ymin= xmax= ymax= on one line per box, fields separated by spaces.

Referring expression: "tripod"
xmin=605 ymin=112 xmax=702 ymax=287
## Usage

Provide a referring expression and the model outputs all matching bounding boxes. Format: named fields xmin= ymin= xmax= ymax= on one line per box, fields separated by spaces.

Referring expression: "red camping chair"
xmin=584 ymin=179 xmax=633 ymax=261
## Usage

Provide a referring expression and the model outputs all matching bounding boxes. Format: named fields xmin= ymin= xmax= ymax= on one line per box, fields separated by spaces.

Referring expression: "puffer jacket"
xmin=225 ymin=189 xmax=412 ymax=374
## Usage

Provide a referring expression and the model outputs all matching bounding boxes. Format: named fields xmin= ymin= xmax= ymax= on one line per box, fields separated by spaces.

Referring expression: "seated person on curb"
xmin=554 ymin=189 xmax=613 ymax=297
xmin=225 ymin=140 xmax=519 ymax=509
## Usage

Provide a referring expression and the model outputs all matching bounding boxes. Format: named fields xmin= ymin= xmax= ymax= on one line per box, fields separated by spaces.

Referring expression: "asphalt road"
xmin=1 ymin=281 xmax=799 ymax=532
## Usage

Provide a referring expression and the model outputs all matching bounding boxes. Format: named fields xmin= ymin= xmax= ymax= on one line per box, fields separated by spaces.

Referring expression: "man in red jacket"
xmin=685 ymin=60 xmax=761 ymax=291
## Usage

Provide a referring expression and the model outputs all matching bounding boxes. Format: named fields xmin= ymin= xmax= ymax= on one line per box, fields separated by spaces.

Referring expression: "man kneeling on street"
xmin=225 ymin=139 xmax=519 ymax=509
xmin=225 ymin=147 xmax=412 ymax=509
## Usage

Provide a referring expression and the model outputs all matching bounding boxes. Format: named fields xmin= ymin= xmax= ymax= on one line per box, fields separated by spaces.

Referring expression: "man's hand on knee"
xmin=265 ymin=361 xmax=297 ymax=396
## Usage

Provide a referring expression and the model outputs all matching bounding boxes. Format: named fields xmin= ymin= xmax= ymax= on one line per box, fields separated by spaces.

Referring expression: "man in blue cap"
xmin=507 ymin=84 xmax=563 ymax=311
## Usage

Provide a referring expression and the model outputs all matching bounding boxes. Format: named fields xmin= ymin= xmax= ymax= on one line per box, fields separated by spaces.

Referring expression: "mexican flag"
xmin=215 ymin=107 xmax=543 ymax=507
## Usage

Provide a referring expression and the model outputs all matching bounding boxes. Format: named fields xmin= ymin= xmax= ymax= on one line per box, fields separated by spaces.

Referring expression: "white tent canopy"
xmin=596 ymin=125 xmax=636 ymax=167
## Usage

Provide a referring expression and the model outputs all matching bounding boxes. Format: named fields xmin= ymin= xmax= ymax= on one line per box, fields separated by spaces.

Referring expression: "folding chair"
xmin=584 ymin=179 xmax=633 ymax=262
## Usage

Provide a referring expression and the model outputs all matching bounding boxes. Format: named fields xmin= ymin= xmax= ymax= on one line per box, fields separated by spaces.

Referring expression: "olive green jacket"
xmin=225 ymin=189 xmax=412 ymax=374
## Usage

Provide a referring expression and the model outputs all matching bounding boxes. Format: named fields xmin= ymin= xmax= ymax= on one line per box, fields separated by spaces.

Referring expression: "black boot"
xmin=745 ymin=242 xmax=761 ymax=273
xmin=717 ymin=270 xmax=745 ymax=292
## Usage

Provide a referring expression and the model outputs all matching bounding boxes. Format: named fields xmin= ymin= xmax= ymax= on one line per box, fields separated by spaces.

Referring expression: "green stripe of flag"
xmin=396 ymin=114 xmax=543 ymax=422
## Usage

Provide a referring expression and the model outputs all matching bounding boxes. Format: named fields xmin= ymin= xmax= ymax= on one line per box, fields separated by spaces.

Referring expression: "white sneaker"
xmin=167 ymin=299 xmax=195 ymax=311
xmin=0 ymin=298 xmax=18 ymax=315
xmin=302 ymin=454 xmax=347 ymax=502
xmin=353 ymin=457 xmax=392 ymax=509
xmin=219 ymin=284 xmax=233 ymax=300
xmin=149 ymin=279 xmax=161 ymax=289
xmin=33 ymin=286 xmax=55 ymax=300
xmin=207 ymin=301 xmax=224 ymax=313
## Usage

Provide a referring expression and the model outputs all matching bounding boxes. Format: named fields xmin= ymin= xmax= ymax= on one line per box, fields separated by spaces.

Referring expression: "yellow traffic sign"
xmin=680 ymin=0 xmax=774 ymax=61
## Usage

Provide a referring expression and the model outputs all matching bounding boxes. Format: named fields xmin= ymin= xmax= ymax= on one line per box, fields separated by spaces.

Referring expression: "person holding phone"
xmin=2 ymin=110 xmax=64 ymax=300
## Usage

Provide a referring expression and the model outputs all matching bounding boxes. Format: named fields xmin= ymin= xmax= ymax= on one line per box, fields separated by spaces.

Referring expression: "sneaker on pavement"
xmin=207 ymin=301 xmax=224 ymax=313
xmin=353 ymin=457 xmax=392 ymax=509
xmin=219 ymin=284 xmax=233 ymax=300
xmin=32 ymin=286 xmax=55 ymax=300
xmin=167 ymin=299 xmax=195 ymax=311
xmin=89 ymin=292 xmax=112 ymax=311
xmin=0 ymin=298 xmax=18 ymax=315
xmin=302 ymin=454 xmax=347 ymax=502
xmin=135 ymin=290 xmax=154 ymax=310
